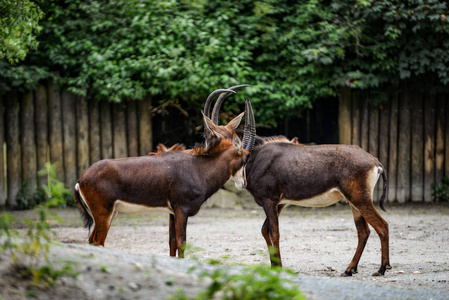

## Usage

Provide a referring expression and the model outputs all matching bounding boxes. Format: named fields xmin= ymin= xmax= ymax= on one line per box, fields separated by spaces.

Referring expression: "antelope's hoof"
xmin=341 ymin=272 xmax=352 ymax=277
xmin=372 ymin=271 xmax=383 ymax=277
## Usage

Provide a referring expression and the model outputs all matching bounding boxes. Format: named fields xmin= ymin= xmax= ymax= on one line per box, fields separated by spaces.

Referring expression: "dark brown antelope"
xmin=207 ymin=89 xmax=390 ymax=277
xmin=74 ymin=89 xmax=256 ymax=258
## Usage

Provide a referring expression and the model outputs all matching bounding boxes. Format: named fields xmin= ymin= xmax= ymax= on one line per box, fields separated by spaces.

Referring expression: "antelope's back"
xmin=245 ymin=142 xmax=380 ymax=201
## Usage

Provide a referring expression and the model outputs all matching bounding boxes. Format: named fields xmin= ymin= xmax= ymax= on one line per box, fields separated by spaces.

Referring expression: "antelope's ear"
xmin=202 ymin=111 xmax=218 ymax=136
xmin=226 ymin=112 xmax=245 ymax=130
xmin=232 ymin=134 xmax=243 ymax=155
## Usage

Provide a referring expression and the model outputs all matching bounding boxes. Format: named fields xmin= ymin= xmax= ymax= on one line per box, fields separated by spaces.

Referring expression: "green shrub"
xmin=190 ymin=264 xmax=305 ymax=300
xmin=432 ymin=176 xmax=449 ymax=202
xmin=38 ymin=162 xmax=73 ymax=208
xmin=0 ymin=206 xmax=78 ymax=288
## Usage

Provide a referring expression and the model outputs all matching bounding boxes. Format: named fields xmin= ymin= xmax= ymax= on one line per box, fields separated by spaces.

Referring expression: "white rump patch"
xmin=114 ymin=200 xmax=174 ymax=215
xmin=279 ymin=188 xmax=345 ymax=208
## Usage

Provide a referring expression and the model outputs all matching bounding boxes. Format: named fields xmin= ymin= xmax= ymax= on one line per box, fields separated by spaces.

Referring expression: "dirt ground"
xmin=3 ymin=202 xmax=449 ymax=299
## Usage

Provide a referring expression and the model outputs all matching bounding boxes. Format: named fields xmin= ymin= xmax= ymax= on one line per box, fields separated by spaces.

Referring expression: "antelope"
xmin=74 ymin=89 xmax=256 ymax=258
xmin=206 ymin=87 xmax=391 ymax=277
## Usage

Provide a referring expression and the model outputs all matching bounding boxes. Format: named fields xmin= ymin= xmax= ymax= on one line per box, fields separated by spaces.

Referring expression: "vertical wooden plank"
xmin=112 ymin=103 xmax=128 ymax=158
xmin=76 ymin=96 xmax=90 ymax=178
xmin=47 ymin=76 xmax=64 ymax=180
xmin=435 ymin=94 xmax=445 ymax=185
xmin=424 ymin=94 xmax=436 ymax=202
xmin=411 ymin=93 xmax=424 ymax=201
xmin=360 ymin=95 xmax=369 ymax=151
xmin=397 ymin=89 xmax=411 ymax=203
xmin=138 ymin=97 xmax=153 ymax=155
xmin=20 ymin=91 xmax=37 ymax=194
xmin=127 ymin=101 xmax=139 ymax=157
xmin=445 ymin=95 xmax=449 ymax=178
xmin=0 ymin=95 xmax=5 ymax=205
xmin=35 ymin=84 xmax=48 ymax=187
xmin=100 ymin=101 xmax=113 ymax=159
xmin=338 ymin=87 xmax=351 ymax=145
xmin=388 ymin=92 xmax=399 ymax=202
xmin=6 ymin=91 xmax=20 ymax=207
xmin=368 ymin=100 xmax=379 ymax=201
xmin=378 ymin=101 xmax=390 ymax=200
xmin=61 ymin=90 xmax=77 ymax=188
xmin=89 ymin=100 xmax=101 ymax=164
xmin=351 ymin=92 xmax=361 ymax=146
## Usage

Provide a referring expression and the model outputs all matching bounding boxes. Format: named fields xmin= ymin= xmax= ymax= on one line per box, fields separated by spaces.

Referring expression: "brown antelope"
xmin=74 ymin=89 xmax=256 ymax=258
xmin=206 ymin=88 xmax=391 ymax=277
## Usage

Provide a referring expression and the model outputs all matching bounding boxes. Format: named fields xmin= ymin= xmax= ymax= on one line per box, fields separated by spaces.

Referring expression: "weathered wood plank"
xmin=89 ymin=100 xmax=101 ymax=164
xmin=388 ymin=92 xmax=399 ymax=202
xmin=47 ymin=76 xmax=64 ymax=180
xmin=378 ymin=101 xmax=390 ymax=200
xmin=61 ymin=90 xmax=77 ymax=188
xmin=360 ymin=94 xmax=369 ymax=151
xmin=411 ymin=94 xmax=424 ymax=201
xmin=368 ymin=100 xmax=379 ymax=201
xmin=20 ymin=91 xmax=37 ymax=194
xmin=76 ymin=96 xmax=90 ymax=178
xmin=34 ymin=84 xmax=48 ymax=187
xmin=435 ymin=94 xmax=445 ymax=185
xmin=127 ymin=101 xmax=139 ymax=157
xmin=100 ymin=101 xmax=113 ymax=159
xmin=424 ymin=94 xmax=436 ymax=202
xmin=6 ymin=91 xmax=20 ymax=207
xmin=339 ymin=87 xmax=351 ymax=145
xmin=397 ymin=89 xmax=412 ymax=203
xmin=138 ymin=97 xmax=153 ymax=155
xmin=0 ymin=95 xmax=5 ymax=205
xmin=445 ymin=96 xmax=449 ymax=178
xmin=112 ymin=103 xmax=128 ymax=158
xmin=351 ymin=91 xmax=361 ymax=146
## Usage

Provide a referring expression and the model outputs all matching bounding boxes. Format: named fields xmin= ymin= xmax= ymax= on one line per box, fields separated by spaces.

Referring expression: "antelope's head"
xmin=203 ymin=87 xmax=256 ymax=189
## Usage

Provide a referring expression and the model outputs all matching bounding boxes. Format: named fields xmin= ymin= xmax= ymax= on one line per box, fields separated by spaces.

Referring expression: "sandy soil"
xmin=2 ymin=202 xmax=449 ymax=299
xmin=55 ymin=203 xmax=449 ymax=288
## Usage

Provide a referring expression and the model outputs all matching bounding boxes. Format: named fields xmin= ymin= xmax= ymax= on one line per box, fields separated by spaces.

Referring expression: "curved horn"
xmin=203 ymin=89 xmax=237 ymax=119
xmin=242 ymin=97 xmax=256 ymax=152
xmin=211 ymin=84 xmax=250 ymax=124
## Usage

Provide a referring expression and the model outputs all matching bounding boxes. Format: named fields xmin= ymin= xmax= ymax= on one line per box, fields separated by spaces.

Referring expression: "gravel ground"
xmin=1 ymin=202 xmax=449 ymax=299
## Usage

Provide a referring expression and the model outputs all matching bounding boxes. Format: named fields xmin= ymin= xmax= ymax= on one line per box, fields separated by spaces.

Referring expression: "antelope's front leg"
xmin=262 ymin=201 xmax=282 ymax=267
xmin=169 ymin=214 xmax=177 ymax=256
xmin=174 ymin=208 xmax=188 ymax=258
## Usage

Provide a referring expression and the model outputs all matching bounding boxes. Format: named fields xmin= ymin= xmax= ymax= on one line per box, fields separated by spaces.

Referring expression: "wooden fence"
xmin=0 ymin=78 xmax=153 ymax=207
xmin=2 ymin=82 xmax=448 ymax=206
xmin=339 ymin=87 xmax=449 ymax=203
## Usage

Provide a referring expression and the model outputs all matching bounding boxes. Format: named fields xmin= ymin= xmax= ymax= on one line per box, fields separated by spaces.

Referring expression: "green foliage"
xmin=194 ymin=264 xmax=305 ymax=300
xmin=14 ymin=182 xmax=47 ymax=210
xmin=38 ymin=162 xmax=74 ymax=208
xmin=0 ymin=0 xmax=45 ymax=64
xmin=0 ymin=206 xmax=78 ymax=288
xmin=432 ymin=176 xmax=449 ymax=202
xmin=1 ymin=0 xmax=449 ymax=125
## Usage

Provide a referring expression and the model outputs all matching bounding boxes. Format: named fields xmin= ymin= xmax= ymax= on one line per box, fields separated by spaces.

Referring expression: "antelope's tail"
xmin=74 ymin=183 xmax=93 ymax=232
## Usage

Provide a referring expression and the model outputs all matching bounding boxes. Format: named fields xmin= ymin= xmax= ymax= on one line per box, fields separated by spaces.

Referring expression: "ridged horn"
xmin=203 ymin=89 xmax=237 ymax=119
xmin=211 ymin=85 xmax=250 ymax=124
xmin=242 ymin=97 xmax=256 ymax=152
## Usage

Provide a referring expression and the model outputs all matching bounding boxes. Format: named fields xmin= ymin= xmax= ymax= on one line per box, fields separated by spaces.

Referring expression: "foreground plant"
xmin=0 ymin=205 xmax=78 ymax=288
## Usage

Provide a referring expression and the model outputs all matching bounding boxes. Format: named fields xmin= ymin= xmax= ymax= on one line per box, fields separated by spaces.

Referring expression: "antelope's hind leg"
xmin=88 ymin=207 xmax=115 ymax=246
xmin=342 ymin=205 xmax=371 ymax=277
xmin=348 ymin=200 xmax=390 ymax=276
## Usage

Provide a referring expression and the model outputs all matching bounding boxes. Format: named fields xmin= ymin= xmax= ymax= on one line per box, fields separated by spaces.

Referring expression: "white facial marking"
xmin=231 ymin=166 xmax=246 ymax=190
